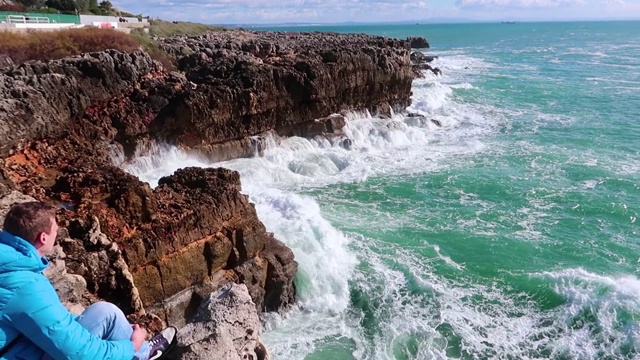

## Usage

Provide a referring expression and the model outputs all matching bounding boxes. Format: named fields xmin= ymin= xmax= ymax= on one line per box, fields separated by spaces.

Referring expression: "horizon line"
xmin=217 ymin=18 xmax=640 ymax=27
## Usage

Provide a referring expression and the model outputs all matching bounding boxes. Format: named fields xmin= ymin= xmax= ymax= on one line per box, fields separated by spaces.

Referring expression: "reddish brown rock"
xmin=0 ymin=30 xmax=419 ymax=325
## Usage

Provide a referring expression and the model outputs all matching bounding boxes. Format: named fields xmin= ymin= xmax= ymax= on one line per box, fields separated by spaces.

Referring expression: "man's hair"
xmin=3 ymin=202 xmax=57 ymax=244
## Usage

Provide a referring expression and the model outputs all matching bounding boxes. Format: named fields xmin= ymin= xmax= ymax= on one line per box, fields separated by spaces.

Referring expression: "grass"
xmin=129 ymin=29 xmax=175 ymax=70
xmin=0 ymin=27 xmax=177 ymax=69
xmin=148 ymin=19 xmax=227 ymax=37
xmin=0 ymin=20 xmax=228 ymax=68
xmin=0 ymin=28 xmax=140 ymax=65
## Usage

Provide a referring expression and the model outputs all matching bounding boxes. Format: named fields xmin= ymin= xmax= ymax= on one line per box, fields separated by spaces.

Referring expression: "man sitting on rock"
xmin=0 ymin=202 xmax=176 ymax=360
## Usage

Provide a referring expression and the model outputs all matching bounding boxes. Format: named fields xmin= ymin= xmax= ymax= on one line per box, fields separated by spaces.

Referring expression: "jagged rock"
xmin=151 ymin=31 xmax=415 ymax=155
xmin=63 ymin=217 xmax=145 ymax=315
xmin=405 ymin=113 xmax=442 ymax=128
xmin=282 ymin=114 xmax=346 ymax=138
xmin=0 ymin=30 xmax=418 ymax=335
xmin=168 ymin=283 xmax=269 ymax=360
xmin=0 ymin=54 xmax=13 ymax=70
xmin=0 ymin=50 xmax=160 ymax=159
xmin=0 ymin=160 xmax=12 ymax=197
xmin=43 ymin=244 xmax=87 ymax=305
xmin=47 ymin=165 xmax=296 ymax=322
xmin=407 ymin=37 xmax=429 ymax=49
xmin=262 ymin=237 xmax=297 ymax=312
xmin=410 ymin=51 xmax=441 ymax=78
xmin=410 ymin=52 xmax=437 ymax=63
xmin=412 ymin=63 xmax=442 ymax=77
xmin=0 ymin=190 xmax=35 ymax=219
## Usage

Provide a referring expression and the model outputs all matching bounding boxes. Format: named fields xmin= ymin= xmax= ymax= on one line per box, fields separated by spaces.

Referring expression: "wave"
xmin=120 ymin=47 xmax=510 ymax=359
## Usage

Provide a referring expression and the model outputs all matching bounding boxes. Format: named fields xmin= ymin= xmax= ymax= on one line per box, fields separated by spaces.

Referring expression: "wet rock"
xmin=339 ymin=138 xmax=353 ymax=150
xmin=152 ymin=31 xmax=415 ymax=150
xmin=262 ymin=237 xmax=297 ymax=312
xmin=405 ymin=114 xmax=429 ymax=128
xmin=282 ymin=114 xmax=346 ymax=138
xmin=410 ymin=52 xmax=437 ymax=63
xmin=405 ymin=113 xmax=442 ymax=128
xmin=412 ymin=63 xmax=442 ymax=77
xmin=407 ymin=37 xmax=429 ymax=49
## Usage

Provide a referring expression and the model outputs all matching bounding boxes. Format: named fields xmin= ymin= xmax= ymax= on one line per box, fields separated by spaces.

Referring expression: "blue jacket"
xmin=0 ymin=230 xmax=135 ymax=360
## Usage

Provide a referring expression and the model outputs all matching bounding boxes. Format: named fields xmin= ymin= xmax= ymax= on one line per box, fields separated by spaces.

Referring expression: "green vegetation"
xmin=129 ymin=29 xmax=175 ymax=69
xmin=0 ymin=27 xmax=157 ymax=64
xmin=0 ymin=2 xmax=227 ymax=70
xmin=148 ymin=19 xmax=227 ymax=37
xmin=5 ymin=0 xmax=138 ymax=16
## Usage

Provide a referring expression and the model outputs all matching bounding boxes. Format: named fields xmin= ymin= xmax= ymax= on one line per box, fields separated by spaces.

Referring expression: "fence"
xmin=6 ymin=15 xmax=50 ymax=23
xmin=79 ymin=14 xmax=147 ymax=25
xmin=0 ymin=12 xmax=80 ymax=24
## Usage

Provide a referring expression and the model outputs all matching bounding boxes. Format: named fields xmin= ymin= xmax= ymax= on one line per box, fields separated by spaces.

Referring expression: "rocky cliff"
xmin=0 ymin=30 xmax=418 ymax=342
xmin=151 ymin=31 xmax=414 ymax=157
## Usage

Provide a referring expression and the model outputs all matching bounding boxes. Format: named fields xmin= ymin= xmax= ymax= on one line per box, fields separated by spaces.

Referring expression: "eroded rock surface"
xmin=407 ymin=36 xmax=429 ymax=49
xmin=169 ymin=283 xmax=269 ymax=360
xmin=151 ymin=31 xmax=415 ymax=157
xmin=411 ymin=51 xmax=442 ymax=77
xmin=0 ymin=30 xmax=418 ymax=330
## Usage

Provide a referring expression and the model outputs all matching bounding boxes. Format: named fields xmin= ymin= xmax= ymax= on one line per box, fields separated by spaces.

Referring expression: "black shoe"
xmin=147 ymin=326 xmax=177 ymax=360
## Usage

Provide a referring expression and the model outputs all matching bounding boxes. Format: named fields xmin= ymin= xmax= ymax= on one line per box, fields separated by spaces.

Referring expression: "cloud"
xmin=112 ymin=0 xmax=639 ymax=23
xmin=456 ymin=0 xmax=584 ymax=8
xmin=111 ymin=0 xmax=437 ymax=23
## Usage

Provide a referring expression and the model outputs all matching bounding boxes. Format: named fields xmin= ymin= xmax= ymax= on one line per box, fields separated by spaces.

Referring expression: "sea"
xmin=123 ymin=21 xmax=640 ymax=359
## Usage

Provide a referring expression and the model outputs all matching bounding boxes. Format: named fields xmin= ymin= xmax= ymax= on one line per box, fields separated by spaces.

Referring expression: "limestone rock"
xmin=0 ymin=30 xmax=418 ymax=328
xmin=43 ymin=244 xmax=88 ymax=305
xmin=169 ymin=283 xmax=269 ymax=360
xmin=410 ymin=52 xmax=437 ymax=63
xmin=407 ymin=37 xmax=429 ymax=49
xmin=0 ymin=190 xmax=36 ymax=220
xmin=410 ymin=51 xmax=442 ymax=77
xmin=0 ymin=50 xmax=160 ymax=159
xmin=0 ymin=54 xmax=13 ymax=70
xmin=151 ymin=31 xmax=415 ymax=155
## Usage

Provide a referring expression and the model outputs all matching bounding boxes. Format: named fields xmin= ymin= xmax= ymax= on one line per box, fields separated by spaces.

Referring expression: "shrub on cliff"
xmin=0 ymin=28 xmax=140 ymax=64
xmin=129 ymin=29 xmax=175 ymax=70
xmin=0 ymin=3 xmax=27 ymax=11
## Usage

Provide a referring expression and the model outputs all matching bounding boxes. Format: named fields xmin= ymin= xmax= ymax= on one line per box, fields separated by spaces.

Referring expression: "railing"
xmin=6 ymin=15 xmax=51 ymax=24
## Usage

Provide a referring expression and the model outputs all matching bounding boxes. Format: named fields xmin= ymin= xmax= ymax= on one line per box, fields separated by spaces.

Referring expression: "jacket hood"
xmin=0 ymin=230 xmax=48 ymax=274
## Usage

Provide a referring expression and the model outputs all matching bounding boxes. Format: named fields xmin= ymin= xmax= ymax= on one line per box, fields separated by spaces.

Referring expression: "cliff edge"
xmin=0 ymin=29 xmax=420 ymax=356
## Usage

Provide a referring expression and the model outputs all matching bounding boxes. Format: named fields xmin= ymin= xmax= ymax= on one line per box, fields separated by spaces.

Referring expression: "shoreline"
xmin=0 ymin=29 xmax=433 ymax=358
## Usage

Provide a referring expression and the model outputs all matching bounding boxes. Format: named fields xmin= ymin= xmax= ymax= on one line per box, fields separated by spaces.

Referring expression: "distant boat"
xmin=501 ymin=21 xmax=516 ymax=24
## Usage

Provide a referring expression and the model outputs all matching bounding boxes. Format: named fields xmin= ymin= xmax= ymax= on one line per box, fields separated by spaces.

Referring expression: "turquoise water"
xmin=128 ymin=21 xmax=640 ymax=359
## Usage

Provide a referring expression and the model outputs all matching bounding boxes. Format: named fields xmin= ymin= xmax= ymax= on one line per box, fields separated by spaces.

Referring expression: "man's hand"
xmin=130 ymin=324 xmax=148 ymax=352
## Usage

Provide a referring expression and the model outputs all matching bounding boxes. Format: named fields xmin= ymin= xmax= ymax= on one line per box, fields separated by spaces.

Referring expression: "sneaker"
xmin=147 ymin=326 xmax=177 ymax=360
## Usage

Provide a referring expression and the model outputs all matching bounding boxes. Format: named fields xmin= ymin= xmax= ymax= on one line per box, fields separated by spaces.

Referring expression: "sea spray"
xmin=120 ymin=44 xmax=504 ymax=359
xmin=118 ymin=21 xmax=640 ymax=358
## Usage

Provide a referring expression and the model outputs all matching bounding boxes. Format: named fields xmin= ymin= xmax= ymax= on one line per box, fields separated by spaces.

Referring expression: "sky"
xmin=111 ymin=0 xmax=640 ymax=24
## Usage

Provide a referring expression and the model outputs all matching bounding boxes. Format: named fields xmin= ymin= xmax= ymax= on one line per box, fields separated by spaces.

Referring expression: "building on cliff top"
xmin=0 ymin=11 xmax=148 ymax=33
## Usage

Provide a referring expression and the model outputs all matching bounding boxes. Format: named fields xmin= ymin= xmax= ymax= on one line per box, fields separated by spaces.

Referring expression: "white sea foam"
xmin=530 ymin=268 xmax=640 ymax=358
xmin=120 ymin=46 xmax=513 ymax=359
